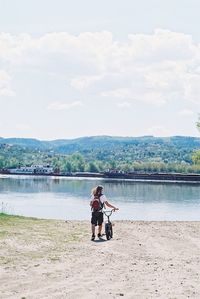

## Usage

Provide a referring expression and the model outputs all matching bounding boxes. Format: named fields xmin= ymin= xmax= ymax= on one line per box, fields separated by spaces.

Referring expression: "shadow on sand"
xmin=92 ymin=236 xmax=108 ymax=243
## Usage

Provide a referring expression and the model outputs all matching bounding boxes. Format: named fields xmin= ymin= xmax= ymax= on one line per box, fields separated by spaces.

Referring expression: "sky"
xmin=0 ymin=0 xmax=200 ymax=140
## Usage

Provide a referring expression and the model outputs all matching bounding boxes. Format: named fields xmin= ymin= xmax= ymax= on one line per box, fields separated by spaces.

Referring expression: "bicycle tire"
xmin=105 ymin=223 xmax=112 ymax=240
xmin=110 ymin=225 xmax=113 ymax=238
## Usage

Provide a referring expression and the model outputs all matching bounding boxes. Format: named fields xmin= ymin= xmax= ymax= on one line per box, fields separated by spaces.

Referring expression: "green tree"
xmin=0 ymin=156 xmax=5 ymax=168
xmin=197 ymin=114 xmax=200 ymax=132
xmin=192 ymin=151 xmax=200 ymax=165
xmin=87 ymin=162 xmax=99 ymax=172
xmin=192 ymin=115 xmax=200 ymax=166
xmin=64 ymin=161 xmax=72 ymax=172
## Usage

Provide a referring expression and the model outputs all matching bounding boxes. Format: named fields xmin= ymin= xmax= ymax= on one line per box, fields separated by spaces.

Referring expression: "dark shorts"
xmin=91 ymin=211 xmax=104 ymax=226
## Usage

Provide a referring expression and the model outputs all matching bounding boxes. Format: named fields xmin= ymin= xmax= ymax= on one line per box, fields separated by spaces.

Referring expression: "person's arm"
xmin=104 ymin=200 xmax=119 ymax=211
xmin=90 ymin=196 xmax=94 ymax=207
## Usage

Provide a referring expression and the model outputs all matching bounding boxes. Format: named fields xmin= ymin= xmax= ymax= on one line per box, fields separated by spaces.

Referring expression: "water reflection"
xmin=1 ymin=175 xmax=200 ymax=203
xmin=0 ymin=175 xmax=200 ymax=220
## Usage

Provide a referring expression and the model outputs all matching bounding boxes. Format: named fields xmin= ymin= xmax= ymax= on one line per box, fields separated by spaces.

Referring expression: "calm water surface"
xmin=0 ymin=175 xmax=200 ymax=220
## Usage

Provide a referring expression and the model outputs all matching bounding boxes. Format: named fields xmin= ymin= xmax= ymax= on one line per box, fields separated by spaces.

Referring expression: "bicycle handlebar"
xmin=103 ymin=209 xmax=115 ymax=217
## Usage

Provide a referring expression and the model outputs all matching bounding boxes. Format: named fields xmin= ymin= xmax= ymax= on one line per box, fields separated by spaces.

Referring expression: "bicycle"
xmin=103 ymin=209 xmax=115 ymax=240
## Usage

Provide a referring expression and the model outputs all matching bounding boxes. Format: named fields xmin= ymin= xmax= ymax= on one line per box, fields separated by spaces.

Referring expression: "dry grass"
xmin=0 ymin=213 xmax=88 ymax=267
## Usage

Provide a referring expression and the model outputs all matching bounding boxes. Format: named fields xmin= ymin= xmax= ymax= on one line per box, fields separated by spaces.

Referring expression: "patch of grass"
xmin=0 ymin=256 xmax=14 ymax=265
xmin=0 ymin=212 xmax=39 ymax=220
xmin=0 ymin=230 xmax=8 ymax=238
xmin=0 ymin=214 xmax=43 ymax=229
xmin=49 ymin=256 xmax=61 ymax=262
xmin=0 ymin=212 xmax=25 ymax=220
xmin=0 ymin=213 xmax=27 ymax=228
xmin=0 ymin=218 xmax=89 ymax=268
xmin=0 ymin=212 xmax=10 ymax=218
xmin=0 ymin=216 xmax=87 ymax=246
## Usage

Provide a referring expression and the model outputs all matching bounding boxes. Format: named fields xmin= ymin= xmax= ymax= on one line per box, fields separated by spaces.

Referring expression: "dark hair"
xmin=94 ymin=185 xmax=103 ymax=197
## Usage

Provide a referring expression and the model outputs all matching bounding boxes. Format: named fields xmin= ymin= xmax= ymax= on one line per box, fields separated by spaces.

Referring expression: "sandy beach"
xmin=0 ymin=215 xmax=200 ymax=299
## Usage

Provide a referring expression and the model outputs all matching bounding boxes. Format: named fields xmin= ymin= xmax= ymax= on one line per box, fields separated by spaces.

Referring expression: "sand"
xmin=0 ymin=215 xmax=200 ymax=299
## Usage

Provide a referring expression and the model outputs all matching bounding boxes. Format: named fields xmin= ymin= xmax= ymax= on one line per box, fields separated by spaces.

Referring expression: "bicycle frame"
xmin=103 ymin=210 xmax=113 ymax=222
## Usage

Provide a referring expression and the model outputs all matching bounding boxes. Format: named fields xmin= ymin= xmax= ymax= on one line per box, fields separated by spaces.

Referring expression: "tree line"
xmin=1 ymin=142 xmax=200 ymax=174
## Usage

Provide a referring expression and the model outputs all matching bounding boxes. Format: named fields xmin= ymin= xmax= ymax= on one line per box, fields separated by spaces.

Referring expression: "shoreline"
xmin=1 ymin=215 xmax=200 ymax=298
xmin=1 ymin=172 xmax=200 ymax=184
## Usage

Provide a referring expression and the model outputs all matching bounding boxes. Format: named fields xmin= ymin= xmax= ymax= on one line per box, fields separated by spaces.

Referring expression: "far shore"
xmin=1 ymin=171 xmax=200 ymax=184
xmin=1 ymin=214 xmax=200 ymax=298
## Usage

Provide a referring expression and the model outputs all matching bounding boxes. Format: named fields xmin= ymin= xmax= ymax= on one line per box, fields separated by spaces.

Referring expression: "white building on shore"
xmin=9 ymin=165 xmax=54 ymax=175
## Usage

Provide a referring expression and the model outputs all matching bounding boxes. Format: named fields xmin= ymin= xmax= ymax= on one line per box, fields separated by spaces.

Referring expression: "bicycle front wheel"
xmin=105 ymin=223 xmax=112 ymax=240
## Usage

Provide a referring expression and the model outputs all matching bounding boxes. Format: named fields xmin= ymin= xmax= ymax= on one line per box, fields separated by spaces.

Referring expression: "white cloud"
xmin=70 ymin=75 xmax=103 ymax=90
xmin=127 ymin=29 xmax=196 ymax=63
xmin=183 ymin=73 xmax=200 ymax=104
xmin=1 ymin=29 xmax=200 ymax=106
xmin=47 ymin=101 xmax=83 ymax=111
xmin=102 ymin=89 xmax=166 ymax=106
xmin=178 ymin=109 xmax=194 ymax=116
xmin=0 ymin=70 xmax=15 ymax=97
xmin=101 ymin=88 xmax=131 ymax=99
xmin=116 ymin=101 xmax=131 ymax=108
xmin=148 ymin=125 xmax=171 ymax=136
xmin=16 ymin=123 xmax=31 ymax=131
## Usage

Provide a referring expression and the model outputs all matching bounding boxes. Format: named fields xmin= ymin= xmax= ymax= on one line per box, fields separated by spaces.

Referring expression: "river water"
xmin=0 ymin=175 xmax=200 ymax=221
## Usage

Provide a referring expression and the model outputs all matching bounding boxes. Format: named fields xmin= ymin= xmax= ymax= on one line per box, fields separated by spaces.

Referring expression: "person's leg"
xmin=91 ymin=212 xmax=97 ymax=240
xmin=91 ymin=224 xmax=95 ymax=235
xmin=97 ymin=212 xmax=104 ymax=237
xmin=98 ymin=224 xmax=102 ymax=235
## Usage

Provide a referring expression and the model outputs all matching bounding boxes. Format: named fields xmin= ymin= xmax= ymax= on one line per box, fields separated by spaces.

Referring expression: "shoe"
xmin=91 ymin=234 xmax=95 ymax=241
xmin=97 ymin=233 xmax=102 ymax=238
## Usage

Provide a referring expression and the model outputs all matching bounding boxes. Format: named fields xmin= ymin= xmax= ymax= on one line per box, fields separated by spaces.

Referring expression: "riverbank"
xmin=0 ymin=214 xmax=200 ymax=298
xmin=1 ymin=171 xmax=200 ymax=183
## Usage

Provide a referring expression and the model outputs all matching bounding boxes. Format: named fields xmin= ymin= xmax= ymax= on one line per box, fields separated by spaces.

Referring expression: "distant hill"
xmin=0 ymin=135 xmax=200 ymax=148
xmin=0 ymin=135 xmax=200 ymax=164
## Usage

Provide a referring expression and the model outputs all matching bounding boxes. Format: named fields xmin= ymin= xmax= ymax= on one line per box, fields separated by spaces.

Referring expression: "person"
xmin=90 ymin=185 xmax=119 ymax=241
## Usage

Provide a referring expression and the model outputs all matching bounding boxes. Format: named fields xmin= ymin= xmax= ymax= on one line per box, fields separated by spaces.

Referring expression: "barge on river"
xmin=1 ymin=167 xmax=200 ymax=182
xmin=103 ymin=171 xmax=200 ymax=182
